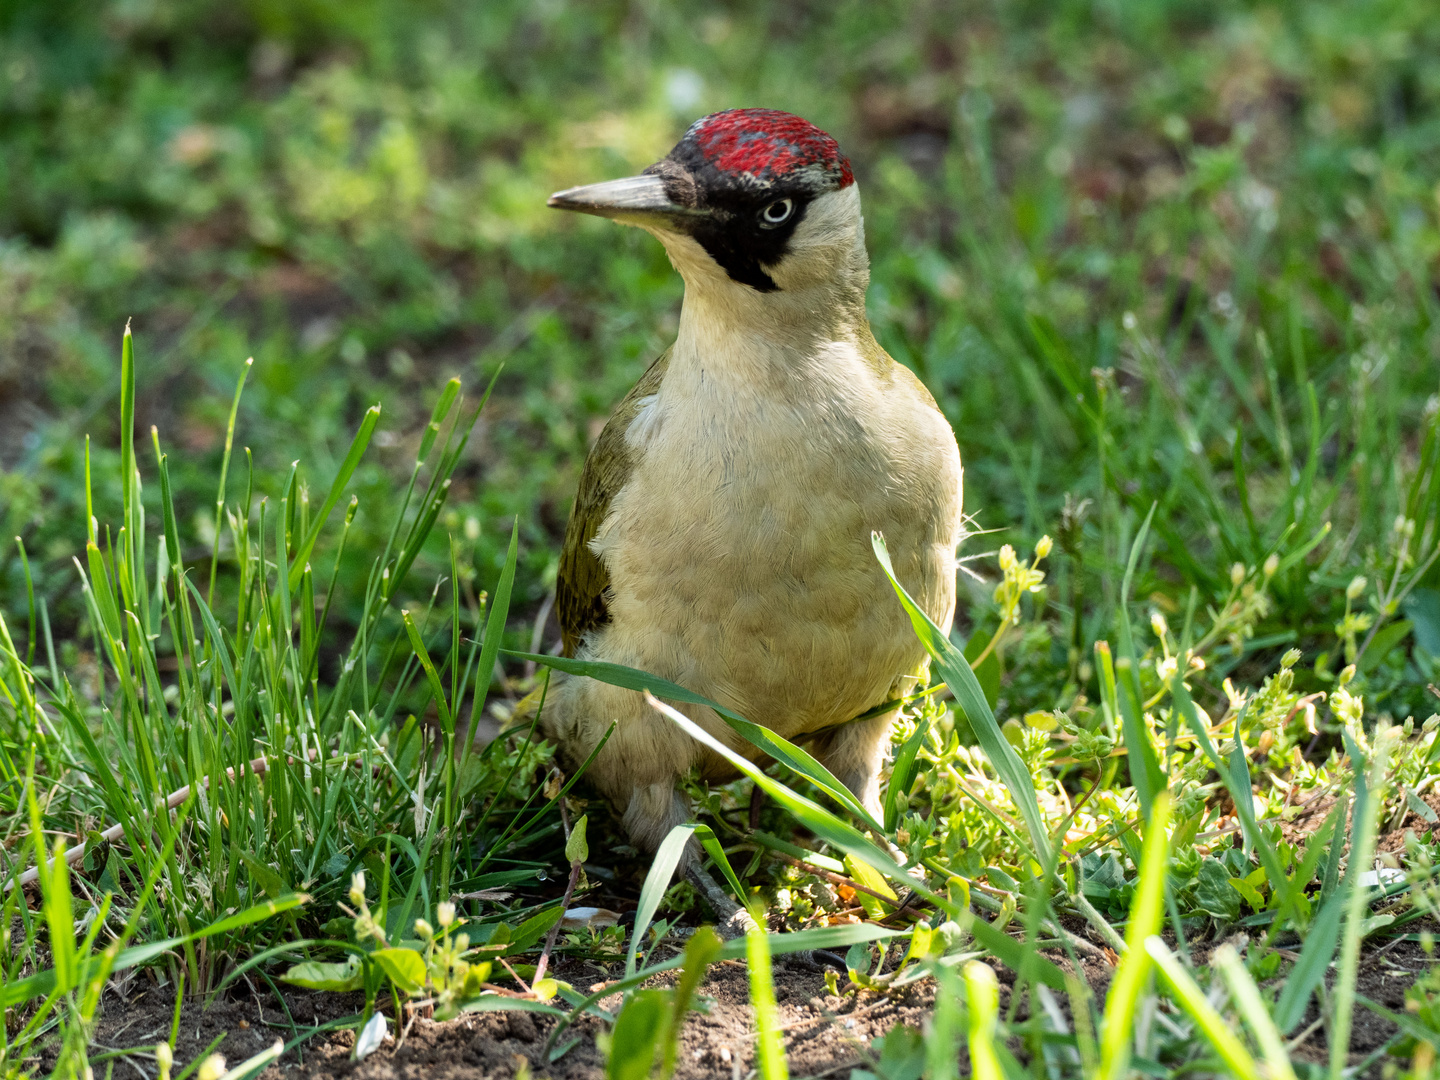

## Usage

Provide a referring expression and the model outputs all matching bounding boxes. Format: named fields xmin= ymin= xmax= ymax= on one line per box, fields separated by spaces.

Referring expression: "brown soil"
xmin=54 ymin=796 xmax=1440 ymax=1079
xmin=78 ymin=955 xmax=941 ymax=1080
xmin=67 ymin=919 xmax=1433 ymax=1080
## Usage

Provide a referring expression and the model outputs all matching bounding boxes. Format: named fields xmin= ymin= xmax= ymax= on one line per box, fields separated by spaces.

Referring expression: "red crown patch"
xmin=689 ymin=109 xmax=854 ymax=188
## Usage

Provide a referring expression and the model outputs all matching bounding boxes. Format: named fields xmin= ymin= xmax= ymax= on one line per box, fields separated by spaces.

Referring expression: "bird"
xmin=540 ymin=108 xmax=963 ymax=923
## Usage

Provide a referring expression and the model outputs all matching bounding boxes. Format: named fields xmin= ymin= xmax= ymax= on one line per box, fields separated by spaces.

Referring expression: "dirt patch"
xmin=291 ymin=962 xmax=939 ymax=1080
xmin=78 ymin=954 xmax=941 ymax=1080
xmin=69 ymin=925 xmax=1436 ymax=1079
xmin=69 ymin=876 xmax=1440 ymax=1080
xmin=35 ymin=984 xmax=363 ymax=1077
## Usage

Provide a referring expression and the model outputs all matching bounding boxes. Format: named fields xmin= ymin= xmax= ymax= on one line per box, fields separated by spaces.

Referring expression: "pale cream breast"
xmin=585 ymin=327 xmax=962 ymax=760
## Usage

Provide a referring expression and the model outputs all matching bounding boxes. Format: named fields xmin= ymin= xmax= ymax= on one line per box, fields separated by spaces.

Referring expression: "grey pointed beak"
xmin=547 ymin=174 xmax=705 ymax=224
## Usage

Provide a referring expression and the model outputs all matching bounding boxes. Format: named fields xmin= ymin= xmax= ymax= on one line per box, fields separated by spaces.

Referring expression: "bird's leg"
xmin=619 ymin=781 xmax=754 ymax=938
xmin=809 ymin=712 xmax=894 ymax=824
xmin=811 ymin=710 xmax=920 ymax=872
xmin=748 ymin=784 xmax=766 ymax=831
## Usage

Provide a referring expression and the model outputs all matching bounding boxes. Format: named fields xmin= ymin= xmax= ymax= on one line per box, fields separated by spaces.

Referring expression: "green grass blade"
xmin=626 ymin=825 xmax=693 ymax=979
xmin=287 ymin=404 xmax=380 ymax=592
xmin=14 ymin=537 xmax=36 ymax=667
xmin=642 ymin=694 xmax=917 ymax=893
xmin=468 ymin=519 xmax=519 ymax=766
xmin=1145 ymin=937 xmax=1262 ymax=1080
xmin=928 ymin=964 xmax=963 ymax=1080
xmin=692 ymin=824 xmax=745 ymax=902
xmin=1273 ymin=888 xmax=1345 ymax=1033
xmin=1331 ymin=726 xmax=1395 ymax=1079
xmin=1099 ymin=790 xmax=1171 ymax=1080
xmin=606 ymin=990 xmax=666 ymax=1080
xmin=871 ymin=532 xmax=1051 ymax=864
xmin=965 ymin=960 xmax=1003 ymax=1080
xmin=1113 ymin=504 xmax=1164 ymax=818
xmin=642 ymin=692 xmax=1068 ymax=992
xmin=747 ymin=906 xmax=788 ymax=1080
xmin=1214 ymin=944 xmax=1297 ymax=1080
xmin=884 ymin=713 xmax=931 ymax=832
xmin=966 ymin=914 xmax=1066 ymax=993
xmin=659 ymin=927 xmax=722 ymax=1079
xmin=208 ymin=356 xmax=252 ymax=605
xmin=510 ymin=651 xmax=882 ymax=831
xmin=418 ymin=378 xmax=462 ymax=466
xmin=401 ymin=610 xmax=453 ymax=732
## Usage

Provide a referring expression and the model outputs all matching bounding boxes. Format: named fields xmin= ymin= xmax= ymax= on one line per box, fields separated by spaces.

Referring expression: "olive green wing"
xmin=556 ymin=349 xmax=670 ymax=656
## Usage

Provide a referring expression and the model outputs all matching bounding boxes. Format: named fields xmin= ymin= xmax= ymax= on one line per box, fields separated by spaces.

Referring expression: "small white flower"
xmin=355 ymin=1011 xmax=388 ymax=1061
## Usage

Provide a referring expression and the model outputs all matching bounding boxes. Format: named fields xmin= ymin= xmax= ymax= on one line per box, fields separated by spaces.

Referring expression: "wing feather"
xmin=556 ymin=349 xmax=671 ymax=656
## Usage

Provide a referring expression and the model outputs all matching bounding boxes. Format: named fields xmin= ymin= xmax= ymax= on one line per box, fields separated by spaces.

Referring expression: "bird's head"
xmin=549 ymin=109 xmax=866 ymax=300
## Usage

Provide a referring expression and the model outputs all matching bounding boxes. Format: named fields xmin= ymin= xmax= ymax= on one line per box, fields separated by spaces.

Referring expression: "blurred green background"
xmin=2 ymin=0 xmax=1437 ymax=719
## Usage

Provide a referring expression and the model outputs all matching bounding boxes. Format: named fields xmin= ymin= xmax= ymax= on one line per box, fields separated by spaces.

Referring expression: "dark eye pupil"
xmin=764 ymin=200 xmax=790 ymax=222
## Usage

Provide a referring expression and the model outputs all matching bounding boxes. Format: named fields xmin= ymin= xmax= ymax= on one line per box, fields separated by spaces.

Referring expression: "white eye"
xmin=759 ymin=199 xmax=794 ymax=227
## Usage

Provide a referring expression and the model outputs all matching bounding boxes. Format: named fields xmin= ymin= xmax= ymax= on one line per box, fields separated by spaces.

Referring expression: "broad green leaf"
xmin=508 ymin=907 xmax=565 ymax=955
xmin=566 ymin=815 xmax=590 ymax=864
xmin=281 ymin=955 xmax=364 ymax=992
xmin=1404 ymin=588 xmax=1440 ymax=657
xmin=371 ymin=947 xmax=426 ymax=994
xmin=1405 ymin=786 xmax=1439 ymax=824
xmin=844 ymin=854 xmax=897 ymax=919
xmin=239 ymin=853 xmax=285 ymax=900
xmin=1229 ymin=875 xmax=1265 ymax=912
xmin=1358 ymin=619 xmax=1411 ymax=674
xmin=1195 ymin=858 xmax=1240 ymax=921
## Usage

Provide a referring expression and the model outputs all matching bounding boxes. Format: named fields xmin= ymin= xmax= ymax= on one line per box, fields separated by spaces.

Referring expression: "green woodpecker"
xmin=542 ymin=109 xmax=963 ymax=917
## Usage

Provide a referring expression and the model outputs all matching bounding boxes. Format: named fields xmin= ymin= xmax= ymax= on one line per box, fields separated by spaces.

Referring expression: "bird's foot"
xmin=783 ymin=949 xmax=849 ymax=974
xmin=685 ymin=862 xmax=757 ymax=941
